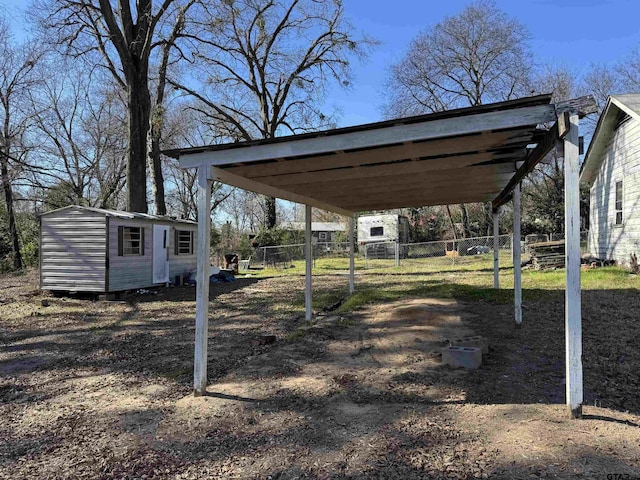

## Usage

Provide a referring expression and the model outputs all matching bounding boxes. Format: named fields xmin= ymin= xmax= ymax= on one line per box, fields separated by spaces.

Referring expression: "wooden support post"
xmin=513 ymin=184 xmax=522 ymax=327
xmin=564 ymin=114 xmax=583 ymax=418
xmin=194 ymin=166 xmax=212 ymax=396
xmin=349 ymin=216 xmax=355 ymax=294
xmin=305 ymin=205 xmax=313 ymax=321
xmin=493 ymin=208 xmax=500 ymax=289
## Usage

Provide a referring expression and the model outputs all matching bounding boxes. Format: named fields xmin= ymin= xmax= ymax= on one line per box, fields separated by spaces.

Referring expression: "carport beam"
xmin=194 ymin=166 xmax=212 ymax=396
xmin=349 ymin=216 xmax=355 ymax=294
xmin=513 ymin=184 xmax=522 ymax=326
xmin=564 ymin=114 xmax=583 ymax=418
xmin=493 ymin=208 xmax=500 ymax=289
xmin=305 ymin=205 xmax=313 ymax=321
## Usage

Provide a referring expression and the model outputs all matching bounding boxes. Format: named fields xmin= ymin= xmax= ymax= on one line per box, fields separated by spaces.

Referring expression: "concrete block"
xmin=442 ymin=346 xmax=482 ymax=369
xmin=99 ymin=293 xmax=119 ymax=301
xmin=450 ymin=335 xmax=488 ymax=354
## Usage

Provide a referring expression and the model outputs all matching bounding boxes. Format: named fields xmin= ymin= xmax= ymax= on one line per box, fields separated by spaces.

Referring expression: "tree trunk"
xmin=148 ymin=110 xmax=166 ymax=215
xmin=446 ymin=204 xmax=457 ymax=240
xmin=484 ymin=202 xmax=493 ymax=237
xmin=265 ymin=196 xmax=277 ymax=229
xmin=126 ymin=73 xmax=151 ymax=213
xmin=460 ymin=203 xmax=471 ymax=238
xmin=0 ymin=154 xmax=23 ymax=270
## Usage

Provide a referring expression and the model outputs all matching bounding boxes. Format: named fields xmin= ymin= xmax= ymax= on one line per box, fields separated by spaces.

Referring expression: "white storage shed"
xmin=40 ymin=206 xmax=198 ymax=293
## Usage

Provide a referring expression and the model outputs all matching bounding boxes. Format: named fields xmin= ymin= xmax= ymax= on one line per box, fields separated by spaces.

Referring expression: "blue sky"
xmin=331 ymin=0 xmax=640 ymax=126
xmin=2 ymin=0 xmax=640 ymax=127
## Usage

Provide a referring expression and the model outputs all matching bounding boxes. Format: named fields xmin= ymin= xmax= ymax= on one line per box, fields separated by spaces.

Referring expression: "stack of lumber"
xmin=529 ymin=240 xmax=565 ymax=270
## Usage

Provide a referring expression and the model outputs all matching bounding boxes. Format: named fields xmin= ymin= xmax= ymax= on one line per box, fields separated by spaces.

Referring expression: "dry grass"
xmin=1 ymin=264 xmax=640 ymax=479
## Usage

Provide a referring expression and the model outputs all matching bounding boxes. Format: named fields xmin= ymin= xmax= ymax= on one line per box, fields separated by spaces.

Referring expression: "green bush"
xmin=237 ymin=235 xmax=253 ymax=259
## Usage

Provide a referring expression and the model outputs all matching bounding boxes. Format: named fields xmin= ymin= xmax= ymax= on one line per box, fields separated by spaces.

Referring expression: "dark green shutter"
xmin=140 ymin=227 xmax=145 ymax=255
xmin=175 ymin=229 xmax=179 ymax=255
xmin=117 ymin=226 xmax=124 ymax=256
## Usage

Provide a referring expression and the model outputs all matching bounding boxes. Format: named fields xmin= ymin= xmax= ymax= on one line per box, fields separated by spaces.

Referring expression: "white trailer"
xmin=357 ymin=214 xmax=410 ymax=258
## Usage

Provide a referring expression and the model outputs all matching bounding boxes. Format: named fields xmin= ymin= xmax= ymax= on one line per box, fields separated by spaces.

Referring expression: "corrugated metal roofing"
xmin=281 ymin=221 xmax=345 ymax=231
xmin=39 ymin=205 xmax=197 ymax=225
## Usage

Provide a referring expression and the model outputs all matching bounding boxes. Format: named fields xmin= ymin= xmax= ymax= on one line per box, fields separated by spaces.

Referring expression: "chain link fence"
xmin=530 ymin=231 xmax=590 ymax=254
xmin=398 ymin=234 xmax=514 ymax=269
xmin=255 ymin=242 xmax=351 ymax=269
xmin=249 ymin=232 xmax=590 ymax=272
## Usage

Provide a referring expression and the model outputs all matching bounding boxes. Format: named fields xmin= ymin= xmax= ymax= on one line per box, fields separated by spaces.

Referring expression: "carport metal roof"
xmin=166 ymin=94 xmax=593 ymax=213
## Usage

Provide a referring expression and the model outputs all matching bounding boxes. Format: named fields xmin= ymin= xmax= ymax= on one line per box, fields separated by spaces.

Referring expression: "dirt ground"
xmin=1 ymin=269 xmax=640 ymax=479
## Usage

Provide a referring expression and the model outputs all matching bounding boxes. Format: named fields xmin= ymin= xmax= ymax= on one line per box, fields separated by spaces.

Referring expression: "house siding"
xmin=589 ymin=115 xmax=640 ymax=265
xmin=40 ymin=207 xmax=107 ymax=292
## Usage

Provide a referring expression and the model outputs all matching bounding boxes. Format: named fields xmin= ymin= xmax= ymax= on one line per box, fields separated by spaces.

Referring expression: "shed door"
xmin=152 ymin=225 xmax=170 ymax=283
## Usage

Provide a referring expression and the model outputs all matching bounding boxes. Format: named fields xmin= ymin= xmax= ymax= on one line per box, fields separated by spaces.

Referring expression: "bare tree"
xmin=173 ymin=0 xmax=372 ymax=228
xmin=29 ymin=65 xmax=128 ymax=210
xmin=219 ymin=188 xmax=265 ymax=233
xmin=33 ymin=0 xmax=195 ymax=213
xmin=522 ymin=64 xmax=584 ymax=235
xmin=0 ymin=18 xmax=44 ymax=269
xmin=581 ymin=63 xmax=623 ymax=121
xmin=383 ymin=0 xmax=532 ymax=236
xmin=147 ymin=0 xmax=197 ymax=215
xmin=383 ymin=0 xmax=532 ymax=118
xmin=617 ymin=47 xmax=640 ymax=92
xmin=162 ymin=105 xmax=235 ymax=220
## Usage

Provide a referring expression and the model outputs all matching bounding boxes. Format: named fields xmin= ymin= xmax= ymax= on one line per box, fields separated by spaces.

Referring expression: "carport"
xmin=166 ymin=94 xmax=596 ymax=417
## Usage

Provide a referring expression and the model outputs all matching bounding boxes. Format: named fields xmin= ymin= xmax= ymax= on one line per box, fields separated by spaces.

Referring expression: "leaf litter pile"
xmin=1 ymin=269 xmax=640 ymax=479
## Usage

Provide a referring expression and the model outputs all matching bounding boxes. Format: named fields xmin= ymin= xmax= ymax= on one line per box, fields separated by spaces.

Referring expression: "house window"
xmin=175 ymin=230 xmax=194 ymax=255
xmin=319 ymin=232 xmax=327 ymax=241
xmin=370 ymin=226 xmax=384 ymax=237
xmin=615 ymin=181 xmax=623 ymax=225
xmin=118 ymin=226 xmax=144 ymax=256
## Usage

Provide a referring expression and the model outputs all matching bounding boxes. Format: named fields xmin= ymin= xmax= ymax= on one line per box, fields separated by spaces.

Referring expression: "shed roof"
xmin=580 ymin=94 xmax=640 ymax=185
xmin=40 ymin=205 xmax=197 ymax=225
xmin=167 ymin=94 xmax=597 ymax=215
xmin=281 ymin=221 xmax=345 ymax=232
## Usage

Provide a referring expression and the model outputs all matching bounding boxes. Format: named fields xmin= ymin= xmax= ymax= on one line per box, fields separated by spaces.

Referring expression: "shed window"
xmin=118 ymin=226 xmax=144 ymax=256
xmin=175 ymin=230 xmax=194 ymax=255
xmin=319 ymin=232 xmax=327 ymax=241
xmin=370 ymin=226 xmax=384 ymax=237
xmin=615 ymin=181 xmax=623 ymax=225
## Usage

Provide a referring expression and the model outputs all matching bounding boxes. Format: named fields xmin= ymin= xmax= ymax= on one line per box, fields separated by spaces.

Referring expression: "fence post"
xmin=263 ymin=246 xmax=267 ymax=267
xmin=364 ymin=244 xmax=368 ymax=269
xmin=493 ymin=208 xmax=500 ymax=289
xmin=395 ymin=240 xmax=400 ymax=267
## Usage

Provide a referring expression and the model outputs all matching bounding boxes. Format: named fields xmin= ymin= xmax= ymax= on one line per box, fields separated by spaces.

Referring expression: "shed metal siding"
xmin=108 ymin=218 xmax=154 ymax=291
xmin=108 ymin=220 xmax=198 ymax=291
xmin=168 ymin=225 xmax=198 ymax=281
xmin=40 ymin=207 xmax=107 ymax=292
xmin=589 ymin=115 xmax=640 ymax=265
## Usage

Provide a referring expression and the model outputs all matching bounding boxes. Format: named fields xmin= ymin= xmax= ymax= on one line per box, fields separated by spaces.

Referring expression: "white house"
xmin=280 ymin=221 xmax=345 ymax=242
xmin=580 ymin=94 xmax=640 ymax=265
